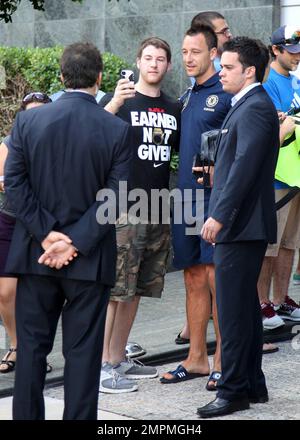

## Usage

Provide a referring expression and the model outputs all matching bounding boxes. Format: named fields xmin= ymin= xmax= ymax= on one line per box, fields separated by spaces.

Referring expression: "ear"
xmin=271 ymin=45 xmax=280 ymax=56
xmin=210 ymin=47 xmax=218 ymax=61
xmin=96 ymin=72 xmax=102 ymax=87
xmin=136 ymin=58 xmax=141 ymax=70
xmin=60 ymin=73 xmax=64 ymax=84
xmin=166 ymin=61 xmax=172 ymax=72
xmin=245 ymin=65 xmax=256 ymax=80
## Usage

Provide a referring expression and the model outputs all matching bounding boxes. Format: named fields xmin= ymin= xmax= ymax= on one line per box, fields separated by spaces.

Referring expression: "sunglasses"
xmin=22 ymin=92 xmax=52 ymax=104
xmin=276 ymin=36 xmax=300 ymax=46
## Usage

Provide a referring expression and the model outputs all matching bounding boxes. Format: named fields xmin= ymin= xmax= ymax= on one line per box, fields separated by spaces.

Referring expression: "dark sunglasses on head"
xmin=277 ymin=36 xmax=300 ymax=46
xmin=22 ymin=92 xmax=52 ymax=104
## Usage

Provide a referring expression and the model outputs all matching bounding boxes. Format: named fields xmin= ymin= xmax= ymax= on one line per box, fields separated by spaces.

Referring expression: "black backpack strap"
xmin=275 ymin=187 xmax=300 ymax=211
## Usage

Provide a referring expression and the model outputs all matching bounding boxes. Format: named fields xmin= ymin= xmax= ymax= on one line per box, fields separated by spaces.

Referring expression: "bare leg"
xmin=179 ymin=321 xmax=190 ymax=339
xmin=273 ymin=248 xmax=294 ymax=305
xmin=108 ymin=296 xmax=140 ymax=365
xmin=180 ymin=264 xmax=210 ymax=374
xmin=295 ymin=249 xmax=300 ymax=275
xmin=0 ymin=277 xmax=17 ymax=371
xmin=101 ymin=300 xmax=118 ymax=363
xmin=257 ymin=256 xmax=275 ymax=303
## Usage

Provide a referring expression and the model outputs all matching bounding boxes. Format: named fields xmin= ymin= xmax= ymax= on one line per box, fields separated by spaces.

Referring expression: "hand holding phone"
xmin=192 ymin=154 xmax=212 ymax=187
xmin=120 ymin=69 xmax=135 ymax=82
xmin=192 ymin=154 xmax=204 ymax=179
xmin=109 ymin=69 xmax=135 ymax=112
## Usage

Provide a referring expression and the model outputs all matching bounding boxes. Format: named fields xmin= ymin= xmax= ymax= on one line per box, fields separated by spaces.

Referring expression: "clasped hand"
xmin=38 ymin=231 xmax=78 ymax=270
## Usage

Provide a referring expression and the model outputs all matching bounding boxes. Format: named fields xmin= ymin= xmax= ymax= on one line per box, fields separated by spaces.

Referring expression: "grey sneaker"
xmin=99 ymin=362 xmax=138 ymax=394
xmin=126 ymin=342 xmax=147 ymax=358
xmin=114 ymin=357 xmax=158 ymax=379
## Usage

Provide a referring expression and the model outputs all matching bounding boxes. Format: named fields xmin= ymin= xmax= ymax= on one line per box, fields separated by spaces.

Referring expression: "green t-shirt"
xmin=275 ymin=120 xmax=300 ymax=188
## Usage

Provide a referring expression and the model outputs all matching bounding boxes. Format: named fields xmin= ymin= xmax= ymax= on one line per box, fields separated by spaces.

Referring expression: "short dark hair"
xmin=60 ymin=42 xmax=103 ymax=89
xmin=191 ymin=11 xmax=225 ymax=29
xmin=185 ymin=25 xmax=218 ymax=51
xmin=223 ymin=37 xmax=269 ymax=83
xmin=254 ymin=39 xmax=271 ymax=67
xmin=137 ymin=37 xmax=172 ymax=62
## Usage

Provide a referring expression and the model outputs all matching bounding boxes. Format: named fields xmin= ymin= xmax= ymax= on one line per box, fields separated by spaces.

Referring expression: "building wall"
xmin=0 ymin=0 xmax=281 ymax=96
xmin=281 ymin=0 xmax=300 ymax=78
xmin=281 ymin=0 xmax=300 ymax=26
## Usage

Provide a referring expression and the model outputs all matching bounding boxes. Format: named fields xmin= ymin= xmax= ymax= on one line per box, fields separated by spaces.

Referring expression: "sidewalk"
xmin=0 ymin=396 xmax=134 ymax=420
xmin=49 ymin=341 xmax=300 ymax=420
xmin=0 ymin=270 xmax=190 ymax=396
xmin=0 ymin=269 xmax=299 ymax=419
xmin=0 ymin=341 xmax=299 ymax=420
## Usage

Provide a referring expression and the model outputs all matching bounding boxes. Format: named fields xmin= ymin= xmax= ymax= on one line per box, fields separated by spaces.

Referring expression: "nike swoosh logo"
xmin=153 ymin=163 xmax=164 ymax=168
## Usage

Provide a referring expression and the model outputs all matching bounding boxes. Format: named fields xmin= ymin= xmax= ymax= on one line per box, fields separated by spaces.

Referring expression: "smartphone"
xmin=285 ymin=107 xmax=300 ymax=116
xmin=120 ymin=69 xmax=135 ymax=82
xmin=192 ymin=154 xmax=204 ymax=179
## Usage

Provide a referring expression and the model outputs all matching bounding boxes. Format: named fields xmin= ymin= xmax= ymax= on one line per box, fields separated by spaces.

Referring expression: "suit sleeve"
xmin=4 ymin=113 xmax=58 ymax=243
xmin=67 ymin=124 xmax=132 ymax=256
xmin=211 ymin=106 xmax=278 ymax=227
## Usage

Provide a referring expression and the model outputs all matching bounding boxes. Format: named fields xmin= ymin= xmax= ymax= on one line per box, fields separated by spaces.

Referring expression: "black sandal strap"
xmin=0 ymin=360 xmax=15 ymax=367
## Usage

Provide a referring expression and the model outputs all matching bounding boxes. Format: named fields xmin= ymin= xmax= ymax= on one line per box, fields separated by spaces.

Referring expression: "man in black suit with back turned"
xmin=198 ymin=37 xmax=279 ymax=418
xmin=4 ymin=42 xmax=131 ymax=420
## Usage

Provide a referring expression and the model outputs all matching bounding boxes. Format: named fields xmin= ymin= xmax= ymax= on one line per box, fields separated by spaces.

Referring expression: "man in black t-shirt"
xmin=99 ymin=37 xmax=180 ymax=393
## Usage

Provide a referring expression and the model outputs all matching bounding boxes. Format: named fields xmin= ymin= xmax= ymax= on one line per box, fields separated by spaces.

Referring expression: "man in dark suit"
xmin=4 ymin=42 xmax=131 ymax=420
xmin=198 ymin=37 xmax=279 ymax=418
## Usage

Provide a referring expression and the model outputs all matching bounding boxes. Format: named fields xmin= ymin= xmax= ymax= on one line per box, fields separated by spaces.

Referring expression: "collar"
xmin=58 ymin=91 xmax=97 ymax=104
xmin=231 ymin=82 xmax=260 ymax=107
xmin=193 ymin=72 xmax=220 ymax=90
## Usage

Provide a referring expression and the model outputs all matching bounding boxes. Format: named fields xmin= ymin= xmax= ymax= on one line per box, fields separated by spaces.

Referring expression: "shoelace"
xmin=110 ymin=368 xmax=122 ymax=388
xmin=125 ymin=355 xmax=145 ymax=368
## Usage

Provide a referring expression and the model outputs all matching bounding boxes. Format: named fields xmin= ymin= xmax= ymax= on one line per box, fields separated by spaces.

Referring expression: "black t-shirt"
xmin=100 ymin=91 xmax=181 ymax=197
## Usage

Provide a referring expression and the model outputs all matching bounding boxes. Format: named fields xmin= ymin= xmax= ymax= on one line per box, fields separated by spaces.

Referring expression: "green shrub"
xmin=0 ymin=46 xmax=132 ymax=137
xmin=102 ymin=52 xmax=132 ymax=92
xmin=170 ymin=151 xmax=179 ymax=172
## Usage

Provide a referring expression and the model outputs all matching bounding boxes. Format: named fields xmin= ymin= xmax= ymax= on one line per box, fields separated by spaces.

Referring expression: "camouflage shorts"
xmin=110 ymin=216 xmax=170 ymax=302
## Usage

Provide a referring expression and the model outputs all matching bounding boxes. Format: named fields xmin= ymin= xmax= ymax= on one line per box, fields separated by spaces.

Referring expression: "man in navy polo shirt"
xmin=160 ymin=25 xmax=231 ymax=389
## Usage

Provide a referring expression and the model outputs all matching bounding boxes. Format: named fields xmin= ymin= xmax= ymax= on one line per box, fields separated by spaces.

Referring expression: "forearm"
xmin=0 ymin=142 xmax=8 ymax=177
xmin=104 ymin=98 xmax=121 ymax=115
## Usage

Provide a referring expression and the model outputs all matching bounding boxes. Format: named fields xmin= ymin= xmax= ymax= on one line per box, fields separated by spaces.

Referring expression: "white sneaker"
xmin=113 ymin=357 xmax=158 ymax=379
xmin=99 ymin=362 xmax=138 ymax=394
xmin=261 ymin=302 xmax=285 ymax=330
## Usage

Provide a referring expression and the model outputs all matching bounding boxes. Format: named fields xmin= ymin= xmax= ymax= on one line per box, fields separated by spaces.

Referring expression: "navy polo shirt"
xmin=177 ymin=73 xmax=232 ymax=198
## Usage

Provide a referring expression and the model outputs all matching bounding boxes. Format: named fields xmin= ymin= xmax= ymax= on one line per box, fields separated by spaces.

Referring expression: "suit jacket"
xmin=209 ymin=85 xmax=279 ymax=243
xmin=5 ymin=92 xmax=131 ymax=285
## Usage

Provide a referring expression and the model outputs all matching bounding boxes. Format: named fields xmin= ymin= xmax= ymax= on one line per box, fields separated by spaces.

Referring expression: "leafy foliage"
xmin=170 ymin=152 xmax=179 ymax=172
xmin=101 ymin=52 xmax=132 ymax=92
xmin=0 ymin=46 xmax=131 ymax=137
